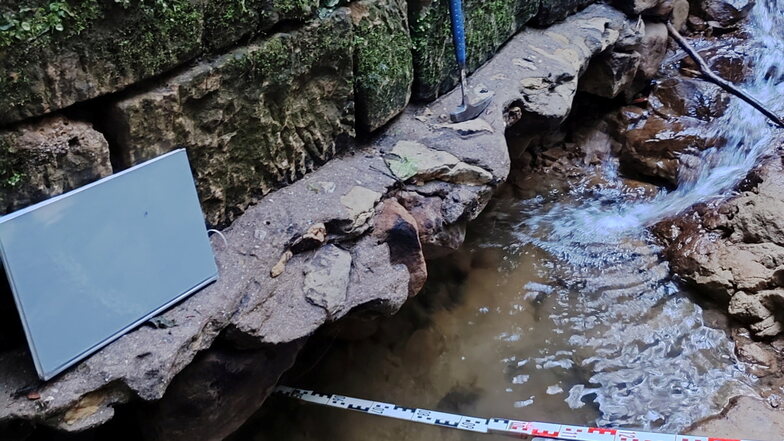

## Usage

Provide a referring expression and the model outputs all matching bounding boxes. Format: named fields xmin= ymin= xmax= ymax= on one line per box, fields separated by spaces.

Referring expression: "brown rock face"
xmin=688 ymin=0 xmax=755 ymax=27
xmin=611 ymin=77 xmax=729 ymax=186
xmin=143 ymin=341 xmax=304 ymax=441
xmin=397 ymin=191 xmax=467 ymax=259
xmin=654 ymin=153 xmax=784 ymax=338
xmin=0 ymin=116 xmax=112 ymax=215
xmin=636 ymin=22 xmax=669 ymax=81
xmin=579 ymin=50 xmax=641 ymax=99
xmin=372 ymin=200 xmax=428 ymax=296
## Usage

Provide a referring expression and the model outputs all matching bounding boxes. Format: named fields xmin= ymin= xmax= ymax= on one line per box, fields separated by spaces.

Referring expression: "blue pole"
xmin=448 ymin=0 xmax=467 ymax=69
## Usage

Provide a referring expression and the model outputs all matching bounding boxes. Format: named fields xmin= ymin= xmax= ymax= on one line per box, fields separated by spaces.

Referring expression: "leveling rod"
xmin=275 ymin=386 xmax=776 ymax=441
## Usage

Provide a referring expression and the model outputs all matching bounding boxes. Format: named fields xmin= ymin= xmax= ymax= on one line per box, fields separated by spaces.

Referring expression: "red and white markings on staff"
xmin=274 ymin=386 xmax=776 ymax=441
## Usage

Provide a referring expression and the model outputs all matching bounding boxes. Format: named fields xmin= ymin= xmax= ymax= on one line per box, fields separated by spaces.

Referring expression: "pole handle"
xmin=448 ymin=0 xmax=467 ymax=67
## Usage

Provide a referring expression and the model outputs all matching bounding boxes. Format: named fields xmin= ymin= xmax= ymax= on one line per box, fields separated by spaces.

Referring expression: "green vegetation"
xmin=0 ymin=0 xmax=202 ymax=122
xmin=409 ymin=0 xmax=538 ymax=99
xmin=0 ymin=139 xmax=24 ymax=189
xmin=225 ymin=10 xmax=350 ymax=88
xmin=353 ymin=0 xmax=413 ymax=130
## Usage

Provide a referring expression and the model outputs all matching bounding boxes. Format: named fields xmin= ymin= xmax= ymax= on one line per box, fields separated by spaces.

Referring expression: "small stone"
xmin=435 ymin=118 xmax=495 ymax=136
xmin=290 ymin=223 xmax=327 ymax=254
xmin=270 ymin=250 xmax=293 ymax=278
xmin=303 ymin=245 xmax=352 ymax=318
xmin=340 ymin=186 xmax=382 ymax=233
xmin=736 ymin=341 xmax=778 ymax=368
xmin=728 ymin=291 xmax=773 ymax=324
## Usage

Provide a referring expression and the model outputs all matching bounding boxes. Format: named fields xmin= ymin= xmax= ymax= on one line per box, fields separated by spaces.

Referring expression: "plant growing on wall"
xmin=0 ymin=1 xmax=76 ymax=47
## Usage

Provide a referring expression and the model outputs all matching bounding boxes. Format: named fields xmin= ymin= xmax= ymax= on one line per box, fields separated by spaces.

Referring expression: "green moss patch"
xmin=353 ymin=0 xmax=413 ymax=132
xmin=409 ymin=0 xmax=538 ymax=100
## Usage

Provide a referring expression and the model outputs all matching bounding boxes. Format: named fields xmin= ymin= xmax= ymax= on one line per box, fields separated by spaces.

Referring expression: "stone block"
xmin=107 ymin=11 xmax=355 ymax=227
xmin=0 ymin=0 xmax=203 ymax=125
xmin=351 ymin=0 xmax=414 ymax=132
xmin=0 ymin=115 xmax=111 ymax=214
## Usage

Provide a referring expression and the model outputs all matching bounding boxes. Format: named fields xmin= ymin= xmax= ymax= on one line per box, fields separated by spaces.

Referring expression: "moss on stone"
xmin=202 ymin=0 xmax=317 ymax=52
xmin=353 ymin=0 xmax=413 ymax=131
xmin=110 ymin=10 xmax=355 ymax=226
xmin=409 ymin=0 xmax=538 ymax=100
xmin=0 ymin=0 xmax=203 ymax=124
xmin=0 ymin=138 xmax=25 ymax=190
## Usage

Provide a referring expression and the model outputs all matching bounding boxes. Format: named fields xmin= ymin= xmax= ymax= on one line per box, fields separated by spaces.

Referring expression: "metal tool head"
xmin=450 ymin=86 xmax=494 ymax=123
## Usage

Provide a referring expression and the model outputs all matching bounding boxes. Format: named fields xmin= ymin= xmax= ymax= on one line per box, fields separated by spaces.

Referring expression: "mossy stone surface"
xmin=408 ymin=0 xmax=539 ymax=100
xmin=534 ymin=0 xmax=596 ymax=25
xmin=107 ymin=10 xmax=355 ymax=227
xmin=351 ymin=0 xmax=413 ymax=132
xmin=202 ymin=0 xmax=319 ymax=52
xmin=0 ymin=0 xmax=203 ymax=125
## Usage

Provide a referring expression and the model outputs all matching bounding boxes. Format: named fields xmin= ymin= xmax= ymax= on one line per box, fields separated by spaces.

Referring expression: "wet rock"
xmin=649 ymin=77 xmax=730 ymax=120
xmin=737 ymin=340 xmax=778 ymax=369
xmin=385 ymin=140 xmax=494 ymax=185
xmin=688 ymin=15 xmax=709 ymax=32
xmin=679 ymin=39 xmax=753 ymax=83
xmin=351 ymin=0 xmax=414 ymax=132
xmin=617 ymin=113 xmax=709 ymax=185
xmin=144 ymin=341 xmax=304 ymax=441
xmin=688 ymin=0 xmax=755 ymax=27
xmin=579 ymin=50 xmax=641 ymax=98
xmin=106 ymin=12 xmax=355 ymax=227
xmin=612 ymin=77 xmax=728 ymax=185
xmin=645 ymin=0 xmax=690 ymax=30
xmin=688 ymin=396 xmax=784 ymax=438
xmin=303 ymin=245 xmax=352 ymax=319
xmin=657 ymin=157 xmax=784 ymax=339
xmin=636 ymin=22 xmax=669 ymax=80
xmin=0 ymin=116 xmax=112 ymax=215
xmin=372 ymin=201 xmax=428 ymax=296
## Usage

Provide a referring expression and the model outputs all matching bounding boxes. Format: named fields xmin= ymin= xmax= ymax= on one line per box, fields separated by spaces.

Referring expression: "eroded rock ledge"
xmin=0 ymin=5 xmax=640 ymax=439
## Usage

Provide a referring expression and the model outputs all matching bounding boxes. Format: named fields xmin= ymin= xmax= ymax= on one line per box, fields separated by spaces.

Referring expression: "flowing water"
xmin=243 ymin=2 xmax=784 ymax=440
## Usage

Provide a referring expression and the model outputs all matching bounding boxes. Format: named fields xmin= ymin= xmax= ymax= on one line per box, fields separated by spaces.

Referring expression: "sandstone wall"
xmin=0 ymin=0 xmax=607 ymax=225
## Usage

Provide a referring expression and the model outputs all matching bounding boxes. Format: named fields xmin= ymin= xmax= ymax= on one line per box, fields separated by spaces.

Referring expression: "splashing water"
xmin=533 ymin=0 xmax=784 ymax=245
